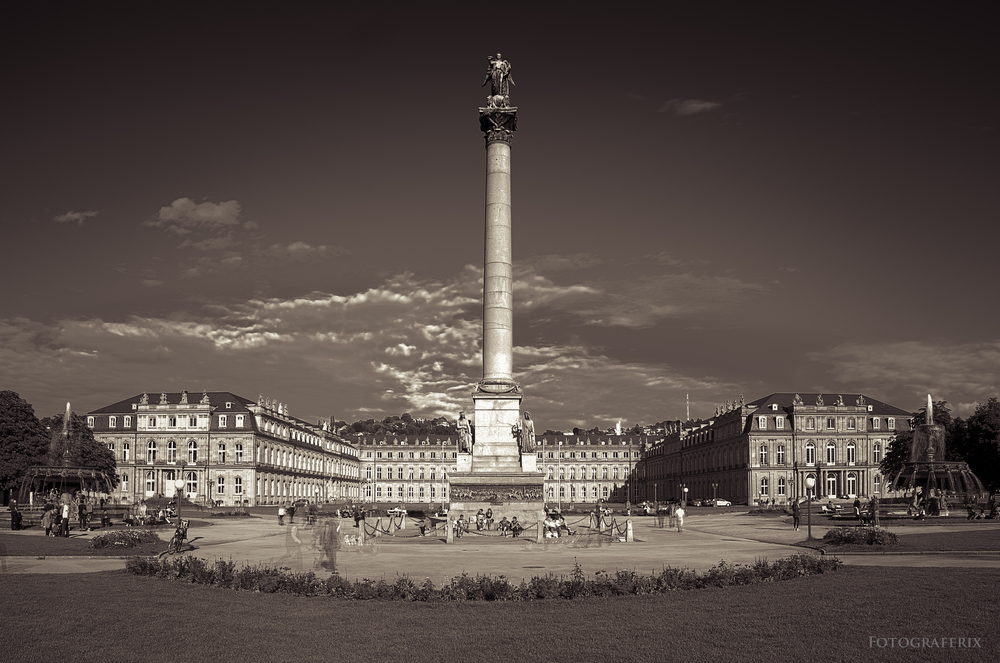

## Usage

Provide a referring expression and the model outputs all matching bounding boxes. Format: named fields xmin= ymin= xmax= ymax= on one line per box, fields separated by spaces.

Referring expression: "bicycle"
xmin=159 ymin=519 xmax=190 ymax=557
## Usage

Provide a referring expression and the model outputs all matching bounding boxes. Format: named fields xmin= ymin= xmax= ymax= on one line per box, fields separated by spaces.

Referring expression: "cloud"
xmin=140 ymin=279 xmax=163 ymax=288
xmin=143 ymin=198 xmax=242 ymax=235
xmin=54 ymin=210 xmax=99 ymax=225
xmin=809 ymin=339 xmax=1000 ymax=411
xmin=658 ymin=99 xmax=723 ymax=116
xmin=259 ymin=241 xmax=347 ymax=262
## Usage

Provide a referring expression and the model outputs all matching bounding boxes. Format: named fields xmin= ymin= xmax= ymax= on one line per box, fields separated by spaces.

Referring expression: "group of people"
xmin=496 ymin=516 xmax=523 ymax=537
xmin=7 ymin=495 xmax=112 ymax=537
xmin=653 ymin=503 xmax=686 ymax=532
xmin=543 ymin=511 xmax=574 ymax=538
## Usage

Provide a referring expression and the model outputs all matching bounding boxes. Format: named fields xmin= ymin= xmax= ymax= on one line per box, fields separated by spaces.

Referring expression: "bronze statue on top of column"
xmin=483 ymin=53 xmax=514 ymax=108
xmin=480 ymin=53 xmax=517 ymax=144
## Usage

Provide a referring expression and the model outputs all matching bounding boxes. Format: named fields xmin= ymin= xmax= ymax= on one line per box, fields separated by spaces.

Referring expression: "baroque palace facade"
xmin=640 ymin=393 xmax=911 ymax=506
xmin=87 ymin=391 xmax=361 ymax=507
xmin=356 ymin=434 xmax=654 ymax=506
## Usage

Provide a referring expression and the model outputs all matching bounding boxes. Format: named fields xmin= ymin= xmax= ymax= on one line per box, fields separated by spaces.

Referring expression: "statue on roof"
xmin=159 ymin=393 xmax=168 ymax=405
xmin=179 ymin=390 xmax=189 ymax=405
xmin=792 ymin=394 xmax=803 ymax=406
xmin=139 ymin=393 xmax=149 ymax=405
xmin=856 ymin=394 xmax=866 ymax=406
xmin=816 ymin=394 xmax=825 ymax=406
xmin=200 ymin=391 xmax=210 ymax=404
xmin=258 ymin=394 xmax=264 ymax=406
xmin=834 ymin=394 xmax=844 ymax=406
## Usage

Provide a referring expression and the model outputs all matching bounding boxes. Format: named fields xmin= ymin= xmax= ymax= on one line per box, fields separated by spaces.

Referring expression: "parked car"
xmin=708 ymin=498 xmax=732 ymax=507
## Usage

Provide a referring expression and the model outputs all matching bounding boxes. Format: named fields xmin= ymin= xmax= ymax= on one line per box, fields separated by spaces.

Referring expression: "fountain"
xmin=890 ymin=395 xmax=984 ymax=515
xmin=17 ymin=402 xmax=117 ymax=506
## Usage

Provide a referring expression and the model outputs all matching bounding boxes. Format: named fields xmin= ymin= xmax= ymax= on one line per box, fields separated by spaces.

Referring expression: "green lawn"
xmin=0 ymin=567 xmax=996 ymax=662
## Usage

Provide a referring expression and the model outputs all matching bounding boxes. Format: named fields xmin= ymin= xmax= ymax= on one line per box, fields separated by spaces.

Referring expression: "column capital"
xmin=479 ymin=107 xmax=518 ymax=145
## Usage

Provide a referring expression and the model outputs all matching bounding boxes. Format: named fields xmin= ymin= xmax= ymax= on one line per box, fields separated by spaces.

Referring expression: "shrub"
xmin=823 ymin=526 xmax=900 ymax=546
xmin=90 ymin=529 xmax=160 ymax=549
xmin=124 ymin=553 xmax=842 ymax=601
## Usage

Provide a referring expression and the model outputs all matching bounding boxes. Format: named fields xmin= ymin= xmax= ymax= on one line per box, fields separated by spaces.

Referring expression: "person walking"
xmin=792 ymin=499 xmax=801 ymax=532
xmin=41 ymin=506 xmax=54 ymax=536
xmin=277 ymin=505 xmax=285 ymax=525
xmin=675 ymin=505 xmax=685 ymax=533
xmin=869 ymin=496 xmax=880 ymax=527
xmin=59 ymin=502 xmax=70 ymax=537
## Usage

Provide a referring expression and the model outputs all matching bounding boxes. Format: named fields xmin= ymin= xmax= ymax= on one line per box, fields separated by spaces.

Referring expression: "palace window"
xmin=187 ymin=440 xmax=198 ymax=463
xmin=376 ymin=467 xmax=382 ymax=480
xmin=777 ymin=477 xmax=786 ymax=496
xmin=591 ymin=467 xmax=598 ymax=480
xmin=186 ymin=472 xmax=197 ymax=495
xmin=397 ymin=467 xmax=404 ymax=480
xmin=887 ymin=418 xmax=895 ymax=430
xmin=408 ymin=486 xmax=414 ymax=500
xmin=759 ymin=445 xmax=768 ymax=465
xmin=775 ymin=417 xmax=784 ymax=429
xmin=613 ymin=467 xmax=619 ymax=480
xmin=145 ymin=471 xmax=154 ymax=493
xmin=219 ymin=415 xmax=227 ymax=428
xmin=846 ymin=442 xmax=856 ymax=464
xmin=167 ymin=440 xmax=177 ymax=462
xmin=602 ymin=467 xmax=609 ymax=479
xmin=758 ymin=416 xmax=767 ymax=429
xmin=430 ymin=468 xmax=436 ymax=480
xmin=826 ymin=442 xmax=836 ymax=464
xmin=602 ymin=486 xmax=609 ymax=498
xmin=846 ymin=417 xmax=856 ymax=430
xmin=805 ymin=443 xmax=815 ymax=465
xmin=218 ymin=444 xmax=226 ymax=464
xmin=217 ymin=476 xmax=225 ymax=494
xmin=419 ymin=467 xmax=425 ymax=480
xmin=873 ymin=443 xmax=881 ymax=463
xmin=234 ymin=477 xmax=243 ymax=495
xmin=148 ymin=416 xmax=157 ymax=428
xmin=591 ymin=486 xmax=598 ymax=499
xmin=121 ymin=474 xmax=129 ymax=493
xmin=236 ymin=415 xmax=244 ymax=428
xmin=122 ymin=443 xmax=130 ymax=462
xmin=871 ymin=418 xmax=880 ymax=430
xmin=235 ymin=444 xmax=243 ymax=463
xmin=873 ymin=475 xmax=881 ymax=493
xmin=547 ymin=467 xmax=554 ymax=480
xmin=776 ymin=445 xmax=785 ymax=465
xmin=569 ymin=467 xmax=576 ymax=480
xmin=547 ymin=487 xmax=554 ymax=500
xmin=109 ymin=416 xmax=117 ymax=428
xmin=760 ymin=477 xmax=769 ymax=496
xmin=806 ymin=417 xmax=815 ymax=430
xmin=559 ymin=467 xmax=565 ymax=480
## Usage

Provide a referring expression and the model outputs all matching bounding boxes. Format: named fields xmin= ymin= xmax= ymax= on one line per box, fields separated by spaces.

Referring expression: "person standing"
xmin=7 ymin=501 xmax=21 ymax=530
xmin=792 ymin=499 xmax=801 ymax=532
xmin=675 ymin=505 xmax=685 ymax=533
xmin=59 ymin=502 xmax=70 ymax=537
xmin=41 ymin=506 xmax=54 ymax=536
xmin=287 ymin=504 xmax=296 ymax=524
xmin=869 ymin=496 xmax=880 ymax=527
xmin=277 ymin=505 xmax=285 ymax=525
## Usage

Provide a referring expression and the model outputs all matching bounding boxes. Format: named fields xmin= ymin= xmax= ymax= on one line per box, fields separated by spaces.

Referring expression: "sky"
xmin=1 ymin=2 xmax=997 ymax=430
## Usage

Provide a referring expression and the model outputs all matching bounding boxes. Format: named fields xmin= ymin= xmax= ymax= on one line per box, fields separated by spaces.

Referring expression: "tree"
xmin=880 ymin=400 xmax=955 ymax=479
xmin=39 ymin=411 xmax=117 ymax=482
xmin=953 ymin=398 xmax=1000 ymax=492
xmin=0 ymin=391 xmax=50 ymax=492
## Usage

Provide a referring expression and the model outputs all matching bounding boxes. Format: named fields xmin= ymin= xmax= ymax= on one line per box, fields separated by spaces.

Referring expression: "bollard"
xmin=599 ymin=514 xmax=606 ymax=533
xmin=400 ymin=515 xmax=406 ymax=530
xmin=447 ymin=516 xmax=454 ymax=544
xmin=536 ymin=521 xmax=544 ymax=544
xmin=359 ymin=519 xmax=367 ymax=546
xmin=626 ymin=519 xmax=634 ymax=543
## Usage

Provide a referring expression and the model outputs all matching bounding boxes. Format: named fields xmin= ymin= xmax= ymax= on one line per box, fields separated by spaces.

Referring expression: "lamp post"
xmin=805 ymin=476 xmax=816 ymax=540
xmin=174 ymin=478 xmax=184 ymax=524
xmin=712 ymin=482 xmax=718 ymax=503
xmin=682 ymin=486 xmax=689 ymax=508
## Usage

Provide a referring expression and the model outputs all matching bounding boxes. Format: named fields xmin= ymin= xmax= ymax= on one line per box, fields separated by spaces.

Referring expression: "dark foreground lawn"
xmin=1 ymin=566 xmax=996 ymax=663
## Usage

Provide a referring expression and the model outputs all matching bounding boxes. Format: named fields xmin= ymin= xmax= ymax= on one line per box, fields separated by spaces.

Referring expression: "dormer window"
xmin=775 ymin=417 xmax=784 ymax=429
xmin=87 ymin=416 xmax=95 ymax=427
xmin=225 ymin=402 xmax=232 ymax=409
xmin=770 ymin=403 xmax=778 ymax=411
xmin=871 ymin=418 xmax=880 ymax=430
xmin=757 ymin=416 xmax=767 ymax=429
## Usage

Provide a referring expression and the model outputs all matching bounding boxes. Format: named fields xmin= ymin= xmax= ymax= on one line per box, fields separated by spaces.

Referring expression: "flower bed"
xmin=822 ymin=525 xmax=899 ymax=546
xmin=124 ymin=554 xmax=841 ymax=600
xmin=89 ymin=529 xmax=161 ymax=549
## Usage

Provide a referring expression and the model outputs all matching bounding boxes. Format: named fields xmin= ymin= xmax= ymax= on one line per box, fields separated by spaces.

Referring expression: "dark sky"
xmin=2 ymin=2 xmax=997 ymax=429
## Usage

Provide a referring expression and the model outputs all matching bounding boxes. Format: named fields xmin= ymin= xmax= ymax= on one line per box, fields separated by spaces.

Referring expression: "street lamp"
xmin=682 ymin=486 xmax=689 ymax=508
xmin=805 ymin=476 xmax=816 ymax=540
xmin=174 ymin=478 xmax=184 ymax=524
xmin=712 ymin=482 xmax=718 ymax=502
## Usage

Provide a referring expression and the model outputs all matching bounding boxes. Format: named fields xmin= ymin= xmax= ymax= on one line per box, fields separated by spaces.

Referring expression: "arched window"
xmin=234 ymin=477 xmax=243 ymax=495
xmin=559 ymin=486 xmax=565 ymax=499
xmin=146 ymin=440 xmax=157 ymax=463
xmin=186 ymin=472 xmax=197 ymax=495
xmin=826 ymin=441 xmax=836 ymax=464
xmin=558 ymin=467 xmax=565 ymax=480
xmin=235 ymin=444 xmax=243 ymax=463
xmin=123 ymin=442 xmax=130 ymax=461
xmin=760 ymin=477 xmax=769 ymax=495
xmin=218 ymin=444 xmax=227 ymax=464
xmin=376 ymin=467 xmax=382 ymax=480
xmin=777 ymin=477 xmax=786 ymax=496
xmin=547 ymin=487 xmax=554 ymax=499
xmin=846 ymin=473 xmax=857 ymax=496
xmin=407 ymin=486 xmax=414 ymax=500
xmin=216 ymin=476 xmax=225 ymax=495
xmin=187 ymin=440 xmax=198 ymax=463
xmin=569 ymin=467 xmax=576 ymax=480
xmin=776 ymin=445 xmax=785 ymax=465
xmin=805 ymin=443 xmax=815 ymax=465
xmin=846 ymin=441 xmax=856 ymax=464
xmin=591 ymin=486 xmax=598 ymax=499
xmin=145 ymin=471 xmax=155 ymax=493
xmin=602 ymin=467 xmax=609 ymax=479
xmin=759 ymin=445 xmax=768 ymax=465
xmin=591 ymin=467 xmax=598 ymax=480
xmin=121 ymin=474 xmax=129 ymax=493
xmin=167 ymin=440 xmax=177 ymax=462
xmin=873 ymin=443 xmax=881 ymax=463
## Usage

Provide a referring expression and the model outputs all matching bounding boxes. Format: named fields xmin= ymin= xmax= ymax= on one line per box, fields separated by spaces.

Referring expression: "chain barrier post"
xmin=626 ymin=519 xmax=634 ymax=542
xmin=447 ymin=516 xmax=454 ymax=544
xmin=536 ymin=521 xmax=544 ymax=543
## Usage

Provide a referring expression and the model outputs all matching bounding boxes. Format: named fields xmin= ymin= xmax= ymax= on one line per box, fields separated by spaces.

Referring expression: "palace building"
xmin=356 ymin=434 xmax=654 ymax=507
xmin=87 ymin=391 xmax=361 ymax=506
xmin=639 ymin=393 xmax=911 ymax=506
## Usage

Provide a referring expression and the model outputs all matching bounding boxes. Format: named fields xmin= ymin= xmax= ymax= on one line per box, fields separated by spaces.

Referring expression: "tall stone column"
xmin=447 ymin=55 xmax=543 ymax=536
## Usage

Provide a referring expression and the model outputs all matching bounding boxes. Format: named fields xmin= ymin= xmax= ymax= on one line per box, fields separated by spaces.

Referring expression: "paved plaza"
xmin=3 ymin=510 xmax=999 ymax=579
